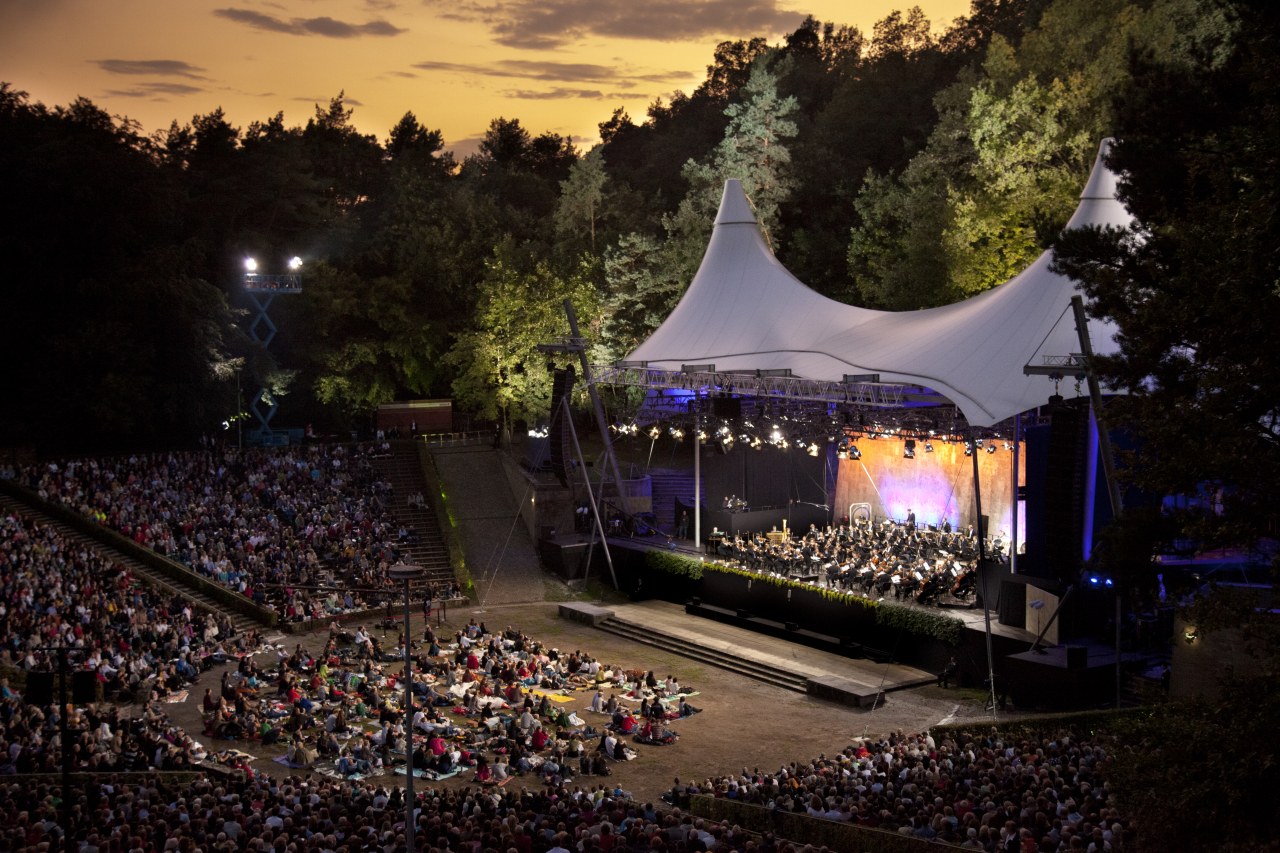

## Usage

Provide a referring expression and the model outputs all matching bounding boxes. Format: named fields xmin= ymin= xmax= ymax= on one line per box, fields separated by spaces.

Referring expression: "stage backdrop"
xmin=833 ymin=438 xmax=1022 ymax=539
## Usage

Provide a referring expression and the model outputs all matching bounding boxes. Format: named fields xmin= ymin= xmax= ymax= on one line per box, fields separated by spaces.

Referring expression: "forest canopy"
xmin=0 ymin=0 xmax=1253 ymax=453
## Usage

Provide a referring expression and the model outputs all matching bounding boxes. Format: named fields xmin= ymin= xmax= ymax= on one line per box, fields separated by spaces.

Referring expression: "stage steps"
xmin=595 ymin=613 xmax=811 ymax=693
xmin=0 ymin=493 xmax=264 ymax=634
xmin=646 ymin=467 xmax=703 ymax=535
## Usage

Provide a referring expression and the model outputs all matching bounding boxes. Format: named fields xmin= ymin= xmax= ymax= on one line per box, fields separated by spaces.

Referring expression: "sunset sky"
xmin=1 ymin=0 xmax=970 ymax=155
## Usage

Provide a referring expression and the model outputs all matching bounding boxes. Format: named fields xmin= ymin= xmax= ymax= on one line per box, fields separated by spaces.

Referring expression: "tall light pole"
xmin=388 ymin=563 xmax=424 ymax=853
xmin=242 ymin=255 xmax=303 ymax=446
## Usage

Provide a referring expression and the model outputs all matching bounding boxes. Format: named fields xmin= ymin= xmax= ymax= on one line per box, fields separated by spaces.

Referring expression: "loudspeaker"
xmin=1044 ymin=402 xmax=1089 ymax=583
xmin=784 ymin=621 xmax=800 ymax=632
xmin=1066 ymin=646 xmax=1087 ymax=669
xmin=736 ymin=608 xmax=752 ymax=619
xmin=977 ymin=559 xmax=1008 ymax=610
xmin=72 ymin=671 xmax=99 ymax=704
xmin=25 ymin=672 xmax=55 ymax=705
xmin=548 ymin=366 xmax=576 ymax=487
xmin=998 ymin=579 xmax=1026 ymax=627
xmin=713 ymin=397 xmax=741 ymax=419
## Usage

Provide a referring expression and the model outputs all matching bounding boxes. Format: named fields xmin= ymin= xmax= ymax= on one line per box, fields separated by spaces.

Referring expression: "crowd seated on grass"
xmin=0 ymin=773 xmax=815 ymax=853
xmin=676 ymin=727 xmax=1127 ymax=852
xmin=18 ymin=444 xmax=409 ymax=620
xmin=201 ymin=620 xmax=703 ymax=791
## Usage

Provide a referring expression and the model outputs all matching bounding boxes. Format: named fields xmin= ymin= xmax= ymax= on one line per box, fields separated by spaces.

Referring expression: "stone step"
xmin=596 ymin=616 xmax=810 ymax=693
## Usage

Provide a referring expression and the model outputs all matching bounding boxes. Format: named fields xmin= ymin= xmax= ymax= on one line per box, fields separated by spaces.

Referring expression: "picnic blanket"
xmin=314 ymin=764 xmax=371 ymax=781
xmin=395 ymin=766 xmax=461 ymax=780
xmin=526 ymin=688 xmax=575 ymax=704
xmin=163 ymin=690 xmax=189 ymax=704
xmin=273 ymin=755 xmax=311 ymax=769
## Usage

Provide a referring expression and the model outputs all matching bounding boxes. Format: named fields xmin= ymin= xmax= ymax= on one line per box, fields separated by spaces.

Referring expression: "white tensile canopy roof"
xmin=624 ymin=140 xmax=1131 ymax=427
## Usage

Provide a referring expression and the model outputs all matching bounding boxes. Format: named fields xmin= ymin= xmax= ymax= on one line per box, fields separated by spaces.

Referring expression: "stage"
xmin=562 ymin=599 xmax=936 ymax=707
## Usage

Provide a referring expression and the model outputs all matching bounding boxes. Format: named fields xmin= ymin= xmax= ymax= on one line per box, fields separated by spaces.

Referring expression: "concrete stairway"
xmin=372 ymin=442 xmax=455 ymax=589
xmin=595 ymin=613 xmax=810 ymax=693
xmin=0 ymin=493 xmax=264 ymax=633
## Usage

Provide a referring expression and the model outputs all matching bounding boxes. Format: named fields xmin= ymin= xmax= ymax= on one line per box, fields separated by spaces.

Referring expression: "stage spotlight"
xmin=807 ymin=443 xmax=820 ymax=457
xmin=849 ymin=444 xmax=862 ymax=460
xmin=964 ymin=441 xmax=974 ymax=457
xmin=669 ymin=426 xmax=685 ymax=441
xmin=749 ymin=435 xmax=763 ymax=450
xmin=924 ymin=441 xmax=934 ymax=453
xmin=986 ymin=443 xmax=997 ymax=454
xmin=647 ymin=425 xmax=661 ymax=440
xmin=904 ymin=439 xmax=916 ymax=459
xmin=1003 ymin=441 xmax=1013 ymax=451
xmin=837 ymin=438 xmax=850 ymax=459
xmin=696 ymin=427 xmax=709 ymax=442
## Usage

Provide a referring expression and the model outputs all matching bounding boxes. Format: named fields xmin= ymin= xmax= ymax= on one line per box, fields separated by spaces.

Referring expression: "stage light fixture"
xmin=1003 ymin=441 xmax=1013 ymax=451
xmin=849 ymin=444 xmax=862 ymax=460
xmin=986 ymin=443 xmax=997 ymax=454
xmin=924 ymin=441 xmax=934 ymax=453
xmin=696 ymin=428 xmax=709 ymax=442
xmin=904 ymin=439 xmax=916 ymax=459
xmin=836 ymin=438 xmax=850 ymax=459
xmin=964 ymin=441 xmax=974 ymax=457
xmin=669 ymin=426 xmax=685 ymax=441
xmin=807 ymin=443 xmax=820 ymax=457
xmin=749 ymin=435 xmax=763 ymax=450
xmin=647 ymin=425 xmax=661 ymax=440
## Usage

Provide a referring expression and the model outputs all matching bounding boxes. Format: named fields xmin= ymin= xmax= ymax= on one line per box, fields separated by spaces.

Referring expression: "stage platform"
xmin=562 ymin=599 xmax=937 ymax=708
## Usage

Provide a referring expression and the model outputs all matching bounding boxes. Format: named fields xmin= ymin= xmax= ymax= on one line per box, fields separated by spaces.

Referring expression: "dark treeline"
xmin=0 ymin=0 xmax=1252 ymax=453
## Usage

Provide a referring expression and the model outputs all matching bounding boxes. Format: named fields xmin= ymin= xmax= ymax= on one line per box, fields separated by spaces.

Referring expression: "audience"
xmin=20 ymin=444 xmax=409 ymax=619
xmin=684 ymin=726 xmax=1127 ymax=852
xmin=0 ymin=774 xmax=775 ymax=853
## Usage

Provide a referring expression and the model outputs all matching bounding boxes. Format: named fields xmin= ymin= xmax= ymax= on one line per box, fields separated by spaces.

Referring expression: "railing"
xmin=420 ymin=430 xmax=493 ymax=448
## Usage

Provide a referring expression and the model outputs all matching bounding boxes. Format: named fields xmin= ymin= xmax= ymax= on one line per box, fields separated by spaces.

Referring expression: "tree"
xmin=669 ymin=57 xmax=799 ymax=259
xmin=600 ymin=232 xmax=686 ymax=361
xmin=1050 ymin=3 xmax=1279 ymax=847
xmin=0 ymin=86 xmax=238 ymax=450
xmin=445 ymin=252 xmax=600 ymax=430
xmin=555 ymin=146 xmax=608 ymax=252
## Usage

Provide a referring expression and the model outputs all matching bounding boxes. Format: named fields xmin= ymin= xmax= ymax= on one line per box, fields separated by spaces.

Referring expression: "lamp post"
xmin=242 ymin=255 xmax=303 ymax=445
xmin=388 ymin=563 xmax=425 ymax=853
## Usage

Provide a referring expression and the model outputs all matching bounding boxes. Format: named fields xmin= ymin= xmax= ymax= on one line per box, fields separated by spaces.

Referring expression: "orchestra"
xmin=706 ymin=516 xmax=988 ymax=607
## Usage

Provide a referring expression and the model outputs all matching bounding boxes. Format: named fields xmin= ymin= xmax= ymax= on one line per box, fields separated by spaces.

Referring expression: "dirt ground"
xmin=168 ymin=600 xmax=1007 ymax=805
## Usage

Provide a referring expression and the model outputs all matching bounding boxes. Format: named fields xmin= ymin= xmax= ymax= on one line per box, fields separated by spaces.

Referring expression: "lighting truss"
xmin=592 ymin=364 xmax=947 ymax=409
